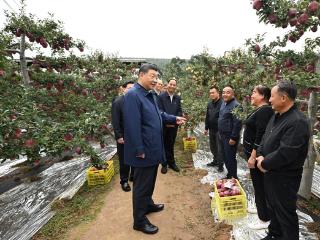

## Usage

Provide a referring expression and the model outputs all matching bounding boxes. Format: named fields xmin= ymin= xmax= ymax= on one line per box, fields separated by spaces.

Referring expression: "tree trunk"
xmin=298 ymin=91 xmax=318 ymax=199
xmin=20 ymin=33 xmax=30 ymax=85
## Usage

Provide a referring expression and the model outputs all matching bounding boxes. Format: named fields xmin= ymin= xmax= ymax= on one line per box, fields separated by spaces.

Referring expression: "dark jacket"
xmin=123 ymin=83 xmax=176 ymax=168
xmin=257 ymin=105 xmax=310 ymax=176
xmin=243 ymin=105 xmax=274 ymax=155
xmin=205 ymin=98 xmax=222 ymax=132
xmin=218 ymin=98 xmax=242 ymax=141
xmin=111 ymin=95 xmax=124 ymax=140
xmin=157 ymin=91 xmax=182 ymax=117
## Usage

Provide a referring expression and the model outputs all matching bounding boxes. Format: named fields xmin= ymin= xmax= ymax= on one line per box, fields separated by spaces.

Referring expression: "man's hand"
xmin=117 ymin=138 xmax=124 ymax=144
xmin=204 ymin=130 xmax=208 ymax=135
xmin=256 ymin=156 xmax=267 ymax=173
xmin=136 ymin=153 xmax=145 ymax=159
xmin=229 ymin=139 xmax=236 ymax=145
xmin=247 ymin=156 xmax=256 ymax=169
xmin=176 ymin=116 xmax=187 ymax=125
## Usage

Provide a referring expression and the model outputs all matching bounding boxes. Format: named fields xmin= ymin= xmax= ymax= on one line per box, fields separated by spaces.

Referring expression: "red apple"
xmin=58 ymin=79 xmax=64 ymax=86
xmin=64 ymin=133 xmax=73 ymax=141
xmin=298 ymin=13 xmax=309 ymax=25
xmin=100 ymin=143 xmax=106 ymax=148
xmin=25 ymin=139 xmax=35 ymax=148
xmin=81 ymin=89 xmax=88 ymax=96
xmin=268 ymin=14 xmax=278 ymax=24
xmin=288 ymin=34 xmax=297 ymax=43
xmin=284 ymin=59 xmax=294 ymax=68
xmin=14 ymin=129 xmax=22 ymax=138
xmin=0 ymin=69 xmax=5 ymax=77
xmin=75 ymin=146 xmax=82 ymax=155
xmin=311 ymin=25 xmax=318 ymax=32
xmin=305 ymin=64 xmax=315 ymax=73
xmin=46 ymin=82 xmax=53 ymax=90
xmin=253 ymin=0 xmax=263 ymax=10
xmin=308 ymin=1 xmax=319 ymax=13
xmin=254 ymin=44 xmax=261 ymax=53
xmin=288 ymin=8 xmax=297 ymax=18
xmin=289 ymin=18 xmax=298 ymax=26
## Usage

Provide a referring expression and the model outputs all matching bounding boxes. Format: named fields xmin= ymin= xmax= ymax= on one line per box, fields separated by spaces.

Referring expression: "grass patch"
xmin=32 ymin=154 xmax=119 ymax=240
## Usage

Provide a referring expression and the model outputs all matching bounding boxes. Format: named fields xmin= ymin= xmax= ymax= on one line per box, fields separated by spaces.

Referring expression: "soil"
xmin=66 ymin=168 xmax=232 ymax=240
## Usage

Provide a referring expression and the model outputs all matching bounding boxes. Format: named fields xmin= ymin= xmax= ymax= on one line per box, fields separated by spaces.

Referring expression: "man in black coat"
xmin=218 ymin=86 xmax=242 ymax=179
xmin=158 ymin=78 xmax=183 ymax=173
xmin=111 ymin=81 xmax=135 ymax=192
xmin=205 ymin=86 xmax=223 ymax=172
xmin=257 ymin=81 xmax=310 ymax=240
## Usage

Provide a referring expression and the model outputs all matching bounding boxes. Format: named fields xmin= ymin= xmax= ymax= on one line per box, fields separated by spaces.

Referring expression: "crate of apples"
xmin=216 ymin=178 xmax=241 ymax=197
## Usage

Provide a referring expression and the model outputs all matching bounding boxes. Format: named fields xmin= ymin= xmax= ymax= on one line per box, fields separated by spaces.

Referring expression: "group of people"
xmin=112 ymin=63 xmax=310 ymax=239
xmin=205 ymin=82 xmax=310 ymax=240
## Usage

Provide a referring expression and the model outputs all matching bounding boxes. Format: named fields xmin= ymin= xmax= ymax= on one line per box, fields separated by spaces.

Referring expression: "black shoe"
xmin=147 ymin=204 xmax=164 ymax=214
xmin=121 ymin=182 xmax=131 ymax=192
xmin=168 ymin=164 xmax=180 ymax=172
xmin=133 ymin=223 xmax=159 ymax=234
xmin=218 ymin=166 xmax=224 ymax=172
xmin=207 ymin=161 xmax=218 ymax=167
xmin=161 ymin=165 xmax=168 ymax=174
xmin=129 ymin=175 xmax=134 ymax=182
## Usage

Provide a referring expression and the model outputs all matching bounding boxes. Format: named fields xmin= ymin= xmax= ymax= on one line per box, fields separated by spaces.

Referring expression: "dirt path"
xmin=66 ymin=167 xmax=231 ymax=240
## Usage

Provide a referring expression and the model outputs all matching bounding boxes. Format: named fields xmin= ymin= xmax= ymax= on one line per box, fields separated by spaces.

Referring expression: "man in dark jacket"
xmin=257 ymin=81 xmax=310 ymax=240
xmin=158 ymin=78 xmax=182 ymax=173
xmin=123 ymin=64 xmax=186 ymax=234
xmin=111 ymin=81 xmax=134 ymax=192
xmin=218 ymin=86 xmax=242 ymax=179
xmin=205 ymin=86 xmax=223 ymax=171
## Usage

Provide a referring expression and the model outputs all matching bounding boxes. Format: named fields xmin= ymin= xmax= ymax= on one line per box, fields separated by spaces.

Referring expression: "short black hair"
xmin=168 ymin=78 xmax=177 ymax=84
xmin=138 ymin=63 xmax=159 ymax=75
xmin=276 ymin=80 xmax=297 ymax=101
xmin=122 ymin=80 xmax=134 ymax=88
xmin=255 ymin=85 xmax=271 ymax=103
xmin=210 ymin=85 xmax=219 ymax=92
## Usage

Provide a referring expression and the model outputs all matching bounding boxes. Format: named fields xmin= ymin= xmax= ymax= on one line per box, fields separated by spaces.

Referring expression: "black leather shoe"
xmin=147 ymin=204 xmax=164 ymax=214
xmin=161 ymin=165 xmax=168 ymax=174
xmin=121 ymin=182 xmax=131 ymax=192
xmin=133 ymin=223 xmax=159 ymax=234
xmin=207 ymin=161 xmax=218 ymax=167
xmin=169 ymin=164 xmax=180 ymax=172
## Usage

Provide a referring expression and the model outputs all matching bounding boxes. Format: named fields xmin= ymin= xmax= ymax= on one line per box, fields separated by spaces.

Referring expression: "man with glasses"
xmin=123 ymin=64 xmax=186 ymax=234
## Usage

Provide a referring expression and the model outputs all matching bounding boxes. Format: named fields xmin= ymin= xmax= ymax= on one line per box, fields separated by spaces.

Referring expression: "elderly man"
xmin=154 ymin=79 xmax=163 ymax=95
xmin=123 ymin=64 xmax=186 ymax=234
xmin=218 ymin=86 xmax=241 ymax=179
xmin=256 ymin=81 xmax=310 ymax=240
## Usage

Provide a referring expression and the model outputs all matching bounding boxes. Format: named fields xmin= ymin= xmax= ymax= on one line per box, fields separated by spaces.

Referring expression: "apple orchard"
xmin=0 ymin=0 xmax=319 ymax=194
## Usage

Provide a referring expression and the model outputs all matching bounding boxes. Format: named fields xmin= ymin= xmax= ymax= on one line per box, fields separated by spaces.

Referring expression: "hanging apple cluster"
xmin=252 ymin=0 xmax=319 ymax=43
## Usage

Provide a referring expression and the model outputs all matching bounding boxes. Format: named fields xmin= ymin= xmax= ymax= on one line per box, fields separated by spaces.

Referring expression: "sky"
xmin=0 ymin=0 xmax=317 ymax=59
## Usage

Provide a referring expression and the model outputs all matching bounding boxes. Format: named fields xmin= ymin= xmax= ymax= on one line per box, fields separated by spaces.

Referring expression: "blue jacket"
xmin=123 ymin=83 xmax=177 ymax=167
xmin=218 ymin=98 xmax=242 ymax=141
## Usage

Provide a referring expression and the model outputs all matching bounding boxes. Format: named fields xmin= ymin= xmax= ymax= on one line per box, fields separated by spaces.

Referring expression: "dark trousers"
xmin=117 ymin=143 xmax=134 ymax=184
xmin=162 ymin=126 xmax=178 ymax=167
xmin=245 ymin=153 xmax=270 ymax=221
xmin=264 ymin=173 xmax=301 ymax=240
xmin=209 ymin=130 xmax=223 ymax=167
xmin=219 ymin=134 xmax=238 ymax=178
xmin=133 ymin=165 xmax=159 ymax=226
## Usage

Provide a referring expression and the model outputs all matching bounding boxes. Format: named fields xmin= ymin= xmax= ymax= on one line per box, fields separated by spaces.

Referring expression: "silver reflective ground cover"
xmin=0 ymin=141 xmax=116 ymax=240
xmin=193 ymin=123 xmax=319 ymax=240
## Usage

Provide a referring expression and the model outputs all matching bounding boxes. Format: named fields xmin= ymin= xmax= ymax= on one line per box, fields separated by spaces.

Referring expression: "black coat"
xmin=111 ymin=95 xmax=124 ymax=140
xmin=257 ymin=105 xmax=310 ymax=176
xmin=157 ymin=91 xmax=182 ymax=117
xmin=243 ymin=105 xmax=274 ymax=155
xmin=205 ymin=98 xmax=222 ymax=132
